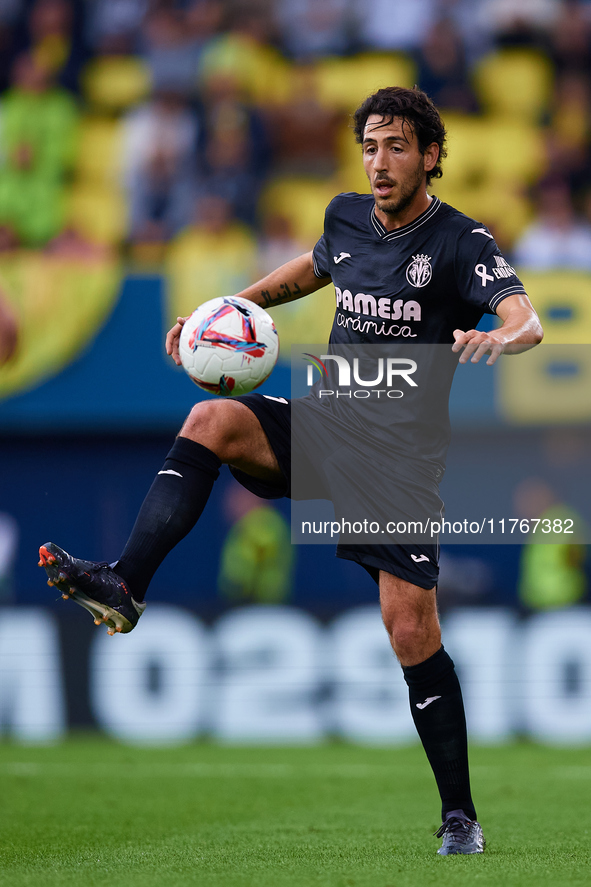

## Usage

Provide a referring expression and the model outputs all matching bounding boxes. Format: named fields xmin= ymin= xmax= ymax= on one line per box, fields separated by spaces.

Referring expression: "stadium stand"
xmin=0 ymin=2 xmax=586 ymax=253
xmin=0 ymin=0 xmax=590 ymax=361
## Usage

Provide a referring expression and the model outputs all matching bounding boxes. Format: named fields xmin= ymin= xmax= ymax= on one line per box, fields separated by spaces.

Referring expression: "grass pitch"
xmin=1 ymin=739 xmax=590 ymax=887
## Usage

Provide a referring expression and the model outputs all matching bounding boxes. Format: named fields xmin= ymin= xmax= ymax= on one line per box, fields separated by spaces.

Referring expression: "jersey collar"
xmin=370 ymin=195 xmax=441 ymax=241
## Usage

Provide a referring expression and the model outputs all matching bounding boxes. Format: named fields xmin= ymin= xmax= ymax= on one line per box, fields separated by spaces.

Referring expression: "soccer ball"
xmin=179 ymin=296 xmax=279 ymax=396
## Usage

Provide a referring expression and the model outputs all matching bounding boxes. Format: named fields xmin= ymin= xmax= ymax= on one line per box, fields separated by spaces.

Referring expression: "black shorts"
xmin=230 ymin=393 xmax=439 ymax=590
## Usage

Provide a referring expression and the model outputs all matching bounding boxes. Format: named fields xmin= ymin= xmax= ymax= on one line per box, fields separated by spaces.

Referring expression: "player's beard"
xmin=373 ymin=158 xmax=426 ymax=218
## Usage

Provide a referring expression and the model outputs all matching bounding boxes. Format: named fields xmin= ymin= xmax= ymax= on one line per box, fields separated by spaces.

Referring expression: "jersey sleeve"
xmin=455 ymin=225 xmax=526 ymax=314
xmin=312 ymin=233 xmax=331 ymax=279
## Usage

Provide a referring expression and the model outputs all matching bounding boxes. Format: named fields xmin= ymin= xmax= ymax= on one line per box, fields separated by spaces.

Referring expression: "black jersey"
xmin=303 ymin=193 xmax=527 ymax=468
xmin=312 ymin=193 xmax=524 ymax=346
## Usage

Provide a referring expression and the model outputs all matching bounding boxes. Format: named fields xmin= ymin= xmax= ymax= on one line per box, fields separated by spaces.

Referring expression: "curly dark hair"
xmin=353 ymin=86 xmax=447 ymax=185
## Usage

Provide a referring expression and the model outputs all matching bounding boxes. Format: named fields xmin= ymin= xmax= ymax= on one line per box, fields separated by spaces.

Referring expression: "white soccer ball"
xmin=179 ymin=296 xmax=279 ymax=396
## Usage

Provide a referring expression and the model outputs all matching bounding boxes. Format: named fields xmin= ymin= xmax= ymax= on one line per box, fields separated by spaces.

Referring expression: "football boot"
xmin=435 ymin=809 xmax=485 ymax=855
xmin=38 ymin=542 xmax=145 ymax=635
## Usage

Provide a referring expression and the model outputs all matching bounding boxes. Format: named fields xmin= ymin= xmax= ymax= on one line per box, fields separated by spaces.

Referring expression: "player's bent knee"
xmin=183 ymin=399 xmax=223 ymax=432
xmin=180 ymin=399 xmax=260 ymax=462
xmin=181 ymin=400 xmax=239 ymax=453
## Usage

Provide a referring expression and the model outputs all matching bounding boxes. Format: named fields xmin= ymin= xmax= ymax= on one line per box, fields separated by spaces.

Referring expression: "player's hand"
xmin=166 ymin=316 xmax=188 ymax=367
xmin=452 ymin=329 xmax=505 ymax=365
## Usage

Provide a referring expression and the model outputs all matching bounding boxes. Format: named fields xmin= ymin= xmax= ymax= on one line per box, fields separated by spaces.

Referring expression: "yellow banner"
xmin=0 ymin=250 xmax=121 ymax=401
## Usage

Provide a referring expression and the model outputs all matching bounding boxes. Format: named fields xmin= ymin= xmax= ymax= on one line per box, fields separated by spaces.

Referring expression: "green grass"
xmin=1 ymin=739 xmax=590 ymax=887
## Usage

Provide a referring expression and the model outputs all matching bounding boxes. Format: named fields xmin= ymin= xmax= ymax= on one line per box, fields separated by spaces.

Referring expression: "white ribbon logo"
xmin=475 ymin=263 xmax=494 ymax=286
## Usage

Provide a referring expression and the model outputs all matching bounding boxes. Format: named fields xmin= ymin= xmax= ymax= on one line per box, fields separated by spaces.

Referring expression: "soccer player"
xmin=39 ymin=87 xmax=543 ymax=855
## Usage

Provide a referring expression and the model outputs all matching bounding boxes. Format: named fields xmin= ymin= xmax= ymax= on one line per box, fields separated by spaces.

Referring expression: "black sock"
xmin=402 ymin=645 xmax=476 ymax=822
xmin=114 ymin=437 xmax=221 ymax=601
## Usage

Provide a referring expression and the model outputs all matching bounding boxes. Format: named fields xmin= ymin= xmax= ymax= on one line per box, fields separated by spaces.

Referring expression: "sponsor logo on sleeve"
xmin=492 ymin=256 xmax=517 ymax=278
xmin=475 ymin=256 xmax=517 ymax=286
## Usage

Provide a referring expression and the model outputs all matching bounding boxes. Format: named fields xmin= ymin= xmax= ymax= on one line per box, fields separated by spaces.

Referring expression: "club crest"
xmin=406 ymin=254 xmax=432 ymax=288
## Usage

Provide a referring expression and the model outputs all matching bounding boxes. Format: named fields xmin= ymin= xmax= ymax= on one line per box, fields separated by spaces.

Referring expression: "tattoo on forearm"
xmin=260 ymin=282 xmax=302 ymax=307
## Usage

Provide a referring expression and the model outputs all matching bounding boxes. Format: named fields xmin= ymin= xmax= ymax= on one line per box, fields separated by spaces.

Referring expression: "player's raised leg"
xmin=39 ymin=399 xmax=282 ymax=633
xmin=378 ymin=571 xmax=484 ymax=855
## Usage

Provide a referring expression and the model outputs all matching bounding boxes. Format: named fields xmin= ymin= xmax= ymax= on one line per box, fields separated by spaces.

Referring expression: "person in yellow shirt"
xmin=218 ymin=486 xmax=293 ymax=604
xmin=166 ymin=193 xmax=258 ymax=325
xmin=515 ymin=477 xmax=588 ymax=610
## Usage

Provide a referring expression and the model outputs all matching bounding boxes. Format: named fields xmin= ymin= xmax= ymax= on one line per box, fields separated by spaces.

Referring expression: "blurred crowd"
xmin=2 ymin=0 xmax=591 ymax=276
